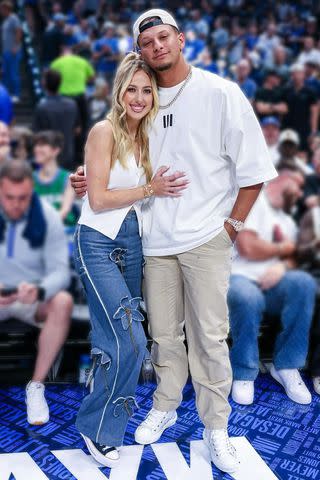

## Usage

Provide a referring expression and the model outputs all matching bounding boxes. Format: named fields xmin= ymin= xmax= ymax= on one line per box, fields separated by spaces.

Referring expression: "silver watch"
xmin=225 ymin=217 xmax=244 ymax=232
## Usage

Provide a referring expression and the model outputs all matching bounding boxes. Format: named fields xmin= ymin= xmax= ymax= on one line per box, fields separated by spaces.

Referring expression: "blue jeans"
xmin=73 ymin=211 xmax=147 ymax=446
xmin=2 ymin=50 xmax=22 ymax=97
xmin=228 ymin=272 xmax=317 ymax=380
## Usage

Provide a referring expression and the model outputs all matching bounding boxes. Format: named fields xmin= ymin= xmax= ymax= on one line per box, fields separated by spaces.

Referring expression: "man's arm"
xmin=236 ymin=229 xmax=295 ymax=260
xmin=310 ymin=101 xmax=319 ymax=135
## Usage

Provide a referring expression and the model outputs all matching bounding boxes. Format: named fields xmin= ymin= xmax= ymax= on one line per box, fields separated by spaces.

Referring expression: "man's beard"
xmin=154 ymin=62 xmax=173 ymax=72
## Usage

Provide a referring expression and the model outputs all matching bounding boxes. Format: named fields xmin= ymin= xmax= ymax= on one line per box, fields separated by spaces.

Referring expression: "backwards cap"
xmin=133 ymin=9 xmax=179 ymax=47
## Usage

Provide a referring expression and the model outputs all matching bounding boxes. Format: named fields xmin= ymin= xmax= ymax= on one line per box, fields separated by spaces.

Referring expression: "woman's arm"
xmin=86 ymin=120 xmax=189 ymax=213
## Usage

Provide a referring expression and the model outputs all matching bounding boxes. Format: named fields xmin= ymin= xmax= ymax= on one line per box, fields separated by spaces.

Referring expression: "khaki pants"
xmin=144 ymin=228 xmax=233 ymax=429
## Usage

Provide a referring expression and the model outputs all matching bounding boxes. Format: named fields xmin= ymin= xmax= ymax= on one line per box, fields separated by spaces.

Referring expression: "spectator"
xmin=234 ymin=58 xmax=257 ymax=102
xmin=195 ymin=47 xmax=218 ymax=74
xmin=33 ymin=130 xmax=76 ymax=225
xmin=256 ymin=22 xmax=281 ymax=68
xmin=185 ymin=9 xmax=209 ymax=39
xmin=0 ymin=74 xmax=13 ymax=124
xmin=297 ymin=204 xmax=320 ymax=396
xmin=0 ymin=121 xmax=11 ymax=163
xmin=261 ymin=116 xmax=281 ymax=166
xmin=51 ymin=45 xmax=95 ymax=156
xmin=277 ymin=129 xmax=314 ymax=175
xmin=228 ymin=174 xmax=317 ymax=405
xmin=271 ymin=45 xmax=290 ymax=78
xmin=33 ymin=69 xmax=80 ymax=170
xmin=304 ymin=61 xmax=320 ymax=98
xmin=297 ymin=36 xmax=320 ymax=67
xmin=41 ymin=13 xmax=67 ymax=67
xmin=92 ymin=21 xmax=120 ymax=80
xmin=0 ymin=159 xmax=73 ymax=424
xmin=184 ymin=29 xmax=206 ymax=63
xmin=0 ymin=0 xmax=23 ymax=102
xmin=88 ymin=76 xmax=111 ymax=126
xmin=211 ymin=16 xmax=229 ymax=51
xmin=255 ymin=69 xmax=288 ymax=121
xmin=300 ymin=147 xmax=320 ymax=212
xmin=10 ymin=126 xmax=34 ymax=163
xmin=282 ymin=63 xmax=319 ymax=152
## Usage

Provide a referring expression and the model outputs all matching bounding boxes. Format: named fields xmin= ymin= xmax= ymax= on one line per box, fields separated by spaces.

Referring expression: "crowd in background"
xmin=0 ymin=0 xmax=319 ymax=392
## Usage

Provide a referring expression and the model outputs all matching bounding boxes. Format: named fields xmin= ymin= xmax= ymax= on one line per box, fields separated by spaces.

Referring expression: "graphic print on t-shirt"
xmin=163 ymin=114 xmax=173 ymax=128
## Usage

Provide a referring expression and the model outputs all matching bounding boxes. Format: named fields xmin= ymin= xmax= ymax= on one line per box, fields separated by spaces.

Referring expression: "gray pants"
xmin=144 ymin=228 xmax=233 ymax=429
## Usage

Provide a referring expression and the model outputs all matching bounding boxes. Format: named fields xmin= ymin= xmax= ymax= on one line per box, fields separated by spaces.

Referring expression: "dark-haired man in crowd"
xmin=33 ymin=69 xmax=80 ymax=170
xmin=0 ymin=160 xmax=73 ymax=425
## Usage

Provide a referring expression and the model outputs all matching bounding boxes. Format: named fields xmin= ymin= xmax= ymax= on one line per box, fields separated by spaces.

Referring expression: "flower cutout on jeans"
xmin=112 ymin=396 xmax=139 ymax=418
xmin=113 ymin=296 xmax=144 ymax=330
xmin=109 ymin=248 xmax=127 ymax=268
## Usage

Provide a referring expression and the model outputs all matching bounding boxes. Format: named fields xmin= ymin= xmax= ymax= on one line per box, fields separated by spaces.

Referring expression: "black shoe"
xmin=81 ymin=433 xmax=120 ymax=467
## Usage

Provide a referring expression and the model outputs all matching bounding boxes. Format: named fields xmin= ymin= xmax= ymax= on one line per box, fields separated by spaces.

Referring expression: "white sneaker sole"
xmin=81 ymin=433 xmax=120 ymax=468
xmin=135 ymin=412 xmax=178 ymax=445
xmin=270 ymin=367 xmax=311 ymax=405
xmin=27 ymin=415 xmax=49 ymax=426
xmin=203 ymin=433 xmax=239 ymax=474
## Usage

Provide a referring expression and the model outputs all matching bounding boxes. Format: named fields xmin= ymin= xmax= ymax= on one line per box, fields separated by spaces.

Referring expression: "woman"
xmin=73 ymin=52 xmax=187 ymax=467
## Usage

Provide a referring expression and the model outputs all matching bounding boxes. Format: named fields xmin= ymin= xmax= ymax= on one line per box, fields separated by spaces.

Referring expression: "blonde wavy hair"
xmin=107 ymin=52 xmax=159 ymax=182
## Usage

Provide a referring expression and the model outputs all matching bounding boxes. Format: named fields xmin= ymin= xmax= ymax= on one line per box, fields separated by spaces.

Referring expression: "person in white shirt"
xmin=261 ymin=116 xmax=281 ymax=166
xmin=73 ymin=52 xmax=187 ymax=469
xmin=297 ymin=36 xmax=320 ymax=67
xmin=228 ymin=174 xmax=317 ymax=406
xmin=70 ymin=9 xmax=277 ymax=474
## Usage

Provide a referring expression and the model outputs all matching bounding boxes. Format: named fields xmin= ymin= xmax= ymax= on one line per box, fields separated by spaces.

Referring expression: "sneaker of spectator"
xmin=313 ymin=377 xmax=320 ymax=395
xmin=261 ymin=116 xmax=281 ymax=166
xmin=0 ymin=121 xmax=11 ymax=163
xmin=270 ymin=366 xmax=312 ymax=404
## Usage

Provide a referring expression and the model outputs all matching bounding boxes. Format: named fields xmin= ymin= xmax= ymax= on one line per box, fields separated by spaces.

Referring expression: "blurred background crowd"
xmin=0 ymin=0 xmax=319 ymax=387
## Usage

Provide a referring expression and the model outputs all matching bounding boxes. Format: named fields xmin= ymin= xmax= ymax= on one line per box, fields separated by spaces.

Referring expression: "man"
xmin=282 ymin=63 xmax=319 ymax=152
xmin=261 ymin=116 xmax=281 ymax=166
xmin=0 ymin=0 xmax=23 ymax=102
xmin=71 ymin=9 xmax=277 ymax=474
xmin=297 ymin=36 xmax=320 ymax=67
xmin=234 ymin=58 xmax=257 ymax=102
xmin=228 ymin=174 xmax=317 ymax=406
xmin=0 ymin=160 xmax=73 ymax=425
xmin=51 ymin=45 xmax=95 ymax=159
xmin=41 ymin=13 xmax=67 ymax=67
xmin=0 ymin=70 xmax=13 ymax=124
xmin=277 ymin=129 xmax=314 ymax=176
xmin=32 ymin=69 xmax=80 ymax=170
xmin=254 ymin=69 xmax=288 ymax=121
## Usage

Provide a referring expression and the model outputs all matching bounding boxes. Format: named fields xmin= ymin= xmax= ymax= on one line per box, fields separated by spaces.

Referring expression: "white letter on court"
xmin=0 ymin=452 xmax=49 ymax=479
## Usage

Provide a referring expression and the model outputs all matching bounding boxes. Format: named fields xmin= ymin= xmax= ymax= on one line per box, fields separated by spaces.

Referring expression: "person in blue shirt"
xmin=0 ymin=80 xmax=13 ymax=124
xmin=92 ymin=22 xmax=120 ymax=79
xmin=235 ymin=58 xmax=257 ymax=102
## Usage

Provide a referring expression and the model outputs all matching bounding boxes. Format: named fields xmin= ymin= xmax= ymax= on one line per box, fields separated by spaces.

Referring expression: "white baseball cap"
xmin=133 ymin=9 xmax=179 ymax=47
xmin=279 ymin=129 xmax=300 ymax=145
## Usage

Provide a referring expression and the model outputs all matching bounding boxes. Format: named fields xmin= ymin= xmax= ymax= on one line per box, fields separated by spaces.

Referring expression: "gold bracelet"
xmin=143 ymin=183 xmax=154 ymax=198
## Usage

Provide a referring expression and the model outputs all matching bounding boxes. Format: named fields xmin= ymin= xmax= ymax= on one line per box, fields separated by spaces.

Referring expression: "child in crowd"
xmin=33 ymin=130 xmax=77 ymax=226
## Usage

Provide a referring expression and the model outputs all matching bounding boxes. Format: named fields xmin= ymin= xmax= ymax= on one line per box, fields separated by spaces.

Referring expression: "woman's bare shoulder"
xmin=87 ymin=119 xmax=114 ymax=146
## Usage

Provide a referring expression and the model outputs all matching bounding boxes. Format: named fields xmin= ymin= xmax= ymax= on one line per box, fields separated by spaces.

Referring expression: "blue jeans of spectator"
xmin=228 ymin=271 xmax=317 ymax=381
xmin=73 ymin=211 xmax=147 ymax=446
xmin=2 ymin=49 xmax=22 ymax=97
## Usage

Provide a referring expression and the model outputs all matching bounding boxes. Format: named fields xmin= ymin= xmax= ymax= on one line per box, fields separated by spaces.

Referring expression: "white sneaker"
xmin=26 ymin=381 xmax=49 ymax=425
xmin=203 ymin=428 xmax=240 ymax=474
xmin=270 ymin=365 xmax=311 ymax=404
xmin=231 ymin=380 xmax=254 ymax=405
xmin=313 ymin=377 xmax=320 ymax=395
xmin=134 ymin=408 xmax=177 ymax=445
xmin=81 ymin=433 xmax=120 ymax=468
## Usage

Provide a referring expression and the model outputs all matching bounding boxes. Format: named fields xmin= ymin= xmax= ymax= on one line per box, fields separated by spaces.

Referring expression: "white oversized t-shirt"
xmin=142 ymin=67 xmax=278 ymax=256
xmin=231 ymin=191 xmax=298 ymax=281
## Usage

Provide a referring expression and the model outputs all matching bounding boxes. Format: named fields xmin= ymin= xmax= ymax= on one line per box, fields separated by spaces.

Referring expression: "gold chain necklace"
xmin=159 ymin=67 xmax=192 ymax=110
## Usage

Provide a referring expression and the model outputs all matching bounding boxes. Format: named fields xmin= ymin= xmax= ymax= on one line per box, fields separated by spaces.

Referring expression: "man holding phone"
xmin=0 ymin=159 xmax=73 ymax=425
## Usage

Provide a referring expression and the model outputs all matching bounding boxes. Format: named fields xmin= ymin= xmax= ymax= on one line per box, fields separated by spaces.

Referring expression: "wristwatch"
xmin=225 ymin=217 xmax=245 ymax=232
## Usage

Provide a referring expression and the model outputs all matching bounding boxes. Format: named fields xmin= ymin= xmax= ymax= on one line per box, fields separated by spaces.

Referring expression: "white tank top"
xmin=78 ymin=154 xmax=145 ymax=239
